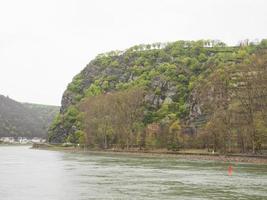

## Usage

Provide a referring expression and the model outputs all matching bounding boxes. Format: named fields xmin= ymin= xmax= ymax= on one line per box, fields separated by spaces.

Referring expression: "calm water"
xmin=0 ymin=146 xmax=266 ymax=200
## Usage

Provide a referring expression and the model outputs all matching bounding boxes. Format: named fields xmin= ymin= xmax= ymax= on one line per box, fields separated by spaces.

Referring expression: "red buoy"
xmin=228 ymin=165 xmax=233 ymax=176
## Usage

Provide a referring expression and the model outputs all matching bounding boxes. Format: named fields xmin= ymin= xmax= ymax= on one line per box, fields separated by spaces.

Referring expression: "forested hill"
xmin=0 ymin=95 xmax=59 ymax=138
xmin=49 ymin=39 xmax=267 ymax=153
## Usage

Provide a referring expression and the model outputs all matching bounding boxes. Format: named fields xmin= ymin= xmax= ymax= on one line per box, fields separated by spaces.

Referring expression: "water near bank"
xmin=0 ymin=146 xmax=266 ymax=200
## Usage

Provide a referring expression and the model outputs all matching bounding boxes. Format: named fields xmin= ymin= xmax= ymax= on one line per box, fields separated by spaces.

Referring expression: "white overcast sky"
xmin=0 ymin=0 xmax=266 ymax=105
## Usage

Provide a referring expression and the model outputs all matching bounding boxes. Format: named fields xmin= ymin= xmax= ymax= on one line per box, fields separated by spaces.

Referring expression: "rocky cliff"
xmin=49 ymin=40 xmax=267 ymax=143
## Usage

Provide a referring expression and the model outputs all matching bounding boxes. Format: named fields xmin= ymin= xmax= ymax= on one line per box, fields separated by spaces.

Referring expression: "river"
xmin=0 ymin=146 xmax=266 ymax=200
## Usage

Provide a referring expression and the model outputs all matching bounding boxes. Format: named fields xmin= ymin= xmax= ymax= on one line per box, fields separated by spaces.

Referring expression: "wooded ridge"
xmin=0 ymin=95 xmax=59 ymax=138
xmin=48 ymin=39 xmax=267 ymax=154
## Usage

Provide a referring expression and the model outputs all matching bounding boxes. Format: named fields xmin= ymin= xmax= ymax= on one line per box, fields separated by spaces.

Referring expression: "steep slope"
xmin=23 ymin=103 xmax=59 ymax=132
xmin=48 ymin=39 xmax=267 ymax=145
xmin=0 ymin=95 xmax=59 ymax=138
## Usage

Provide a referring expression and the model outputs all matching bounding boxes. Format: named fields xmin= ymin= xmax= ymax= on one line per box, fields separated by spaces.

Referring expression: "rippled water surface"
xmin=0 ymin=146 xmax=266 ymax=200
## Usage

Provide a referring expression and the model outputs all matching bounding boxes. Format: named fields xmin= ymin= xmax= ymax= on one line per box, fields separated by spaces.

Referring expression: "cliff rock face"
xmin=49 ymin=40 xmax=265 ymax=143
xmin=0 ymin=95 xmax=59 ymax=138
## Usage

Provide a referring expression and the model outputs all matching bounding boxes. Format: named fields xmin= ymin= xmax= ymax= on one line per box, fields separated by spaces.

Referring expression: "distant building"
xmin=17 ymin=137 xmax=29 ymax=144
xmin=31 ymin=137 xmax=42 ymax=143
xmin=31 ymin=137 xmax=46 ymax=143
xmin=0 ymin=137 xmax=15 ymax=143
xmin=0 ymin=136 xmax=45 ymax=144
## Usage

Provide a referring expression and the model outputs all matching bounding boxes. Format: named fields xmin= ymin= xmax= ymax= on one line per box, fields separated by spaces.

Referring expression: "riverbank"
xmin=0 ymin=143 xmax=32 ymax=146
xmin=32 ymin=143 xmax=267 ymax=164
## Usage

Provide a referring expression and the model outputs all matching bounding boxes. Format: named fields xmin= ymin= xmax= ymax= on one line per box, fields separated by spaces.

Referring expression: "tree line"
xmin=79 ymin=88 xmax=145 ymax=149
xmin=195 ymin=51 xmax=267 ymax=153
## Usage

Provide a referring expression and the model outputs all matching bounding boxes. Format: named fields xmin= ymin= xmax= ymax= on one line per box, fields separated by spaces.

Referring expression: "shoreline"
xmin=31 ymin=143 xmax=267 ymax=164
xmin=0 ymin=143 xmax=32 ymax=146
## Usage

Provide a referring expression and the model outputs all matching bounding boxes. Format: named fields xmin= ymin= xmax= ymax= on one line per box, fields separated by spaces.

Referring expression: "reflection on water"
xmin=0 ymin=146 xmax=266 ymax=200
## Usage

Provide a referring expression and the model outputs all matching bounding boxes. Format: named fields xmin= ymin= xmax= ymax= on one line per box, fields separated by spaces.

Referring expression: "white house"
xmin=0 ymin=137 xmax=15 ymax=143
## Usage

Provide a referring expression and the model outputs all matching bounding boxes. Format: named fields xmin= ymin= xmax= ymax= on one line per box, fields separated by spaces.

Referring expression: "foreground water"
xmin=0 ymin=146 xmax=266 ymax=200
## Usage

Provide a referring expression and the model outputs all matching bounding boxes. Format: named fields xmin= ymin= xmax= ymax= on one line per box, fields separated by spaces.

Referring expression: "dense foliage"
xmin=195 ymin=51 xmax=267 ymax=153
xmin=0 ymin=95 xmax=59 ymax=138
xmin=48 ymin=39 xmax=267 ymax=153
xmin=80 ymin=88 xmax=145 ymax=149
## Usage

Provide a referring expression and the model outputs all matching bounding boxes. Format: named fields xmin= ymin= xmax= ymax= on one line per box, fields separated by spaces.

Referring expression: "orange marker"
xmin=228 ymin=165 xmax=233 ymax=176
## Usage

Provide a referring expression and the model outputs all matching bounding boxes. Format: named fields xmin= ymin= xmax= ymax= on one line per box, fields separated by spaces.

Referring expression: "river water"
xmin=0 ymin=146 xmax=266 ymax=200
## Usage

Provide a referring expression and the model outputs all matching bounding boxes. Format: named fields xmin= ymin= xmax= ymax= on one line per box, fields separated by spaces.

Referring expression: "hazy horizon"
xmin=1 ymin=0 xmax=266 ymax=105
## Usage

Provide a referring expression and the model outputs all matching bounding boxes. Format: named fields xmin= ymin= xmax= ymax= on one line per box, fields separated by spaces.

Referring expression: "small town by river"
xmin=0 ymin=146 xmax=266 ymax=200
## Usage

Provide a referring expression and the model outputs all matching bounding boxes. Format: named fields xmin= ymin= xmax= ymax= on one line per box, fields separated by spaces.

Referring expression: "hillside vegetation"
xmin=48 ymin=40 xmax=267 ymax=154
xmin=0 ymin=95 xmax=59 ymax=138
